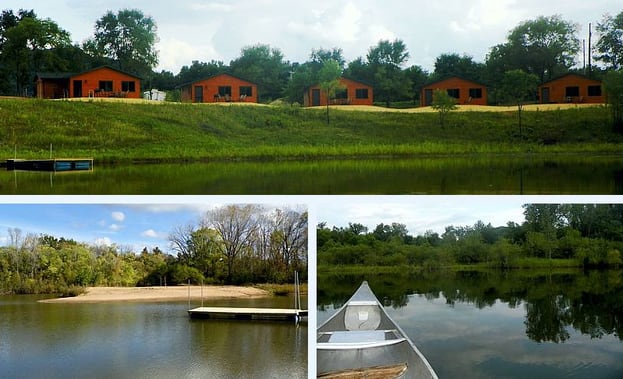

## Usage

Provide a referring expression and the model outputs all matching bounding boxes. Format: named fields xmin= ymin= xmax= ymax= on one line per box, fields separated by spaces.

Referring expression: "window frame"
xmin=99 ymin=80 xmax=113 ymax=92
xmin=121 ymin=81 xmax=136 ymax=92
xmin=355 ymin=88 xmax=369 ymax=99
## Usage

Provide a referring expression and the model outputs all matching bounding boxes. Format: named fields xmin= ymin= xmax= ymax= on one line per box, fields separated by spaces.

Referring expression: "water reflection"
xmin=317 ymin=269 xmax=623 ymax=343
xmin=2 ymin=155 xmax=623 ymax=194
xmin=0 ymin=296 xmax=307 ymax=379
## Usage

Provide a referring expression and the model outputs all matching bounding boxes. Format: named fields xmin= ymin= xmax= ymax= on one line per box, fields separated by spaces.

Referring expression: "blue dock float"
xmin=5 ymin=158 xmax=93 ymax=172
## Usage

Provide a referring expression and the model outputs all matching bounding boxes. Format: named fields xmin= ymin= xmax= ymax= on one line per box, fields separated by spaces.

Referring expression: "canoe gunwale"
xmin=317 ymin=281 xmax=439 ymax=379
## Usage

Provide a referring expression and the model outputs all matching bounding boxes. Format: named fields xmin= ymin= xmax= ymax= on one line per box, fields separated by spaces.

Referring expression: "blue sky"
xmin=2 ymin=0 xmax=621 ymax=73
xmin=0 ymin=203 xmax=207 ymax=253
xmin=0 ymin=200 xmax=307 ymax=253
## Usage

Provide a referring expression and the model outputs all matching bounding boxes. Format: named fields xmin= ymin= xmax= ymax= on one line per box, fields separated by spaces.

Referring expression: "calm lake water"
xmin=1 ymin=155 xmax=623 ymax=194
xmin=317 ymin=269 xmax=623 ymax=379
xmin=0 ymin=295 xmax=307 ymax=379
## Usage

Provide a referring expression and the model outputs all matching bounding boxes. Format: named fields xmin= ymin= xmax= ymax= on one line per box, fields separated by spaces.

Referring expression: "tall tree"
xmin=176 ymin=60 xmax=227 ymax=85
xmin=404 ymin=64 xmax=429 ymax=105
xmin=269 ymin=209 xmax=308 ymax=271
xmin=284 ymin=62 xmax=313 ymax=104
xmin=203 ymin=205 xmax=261 ymax=284
xmin=229 ymin=43 xmax=290 ymax=102
xmin=367 ymin=39 xmax=412 ymax=106
xmin=345 ymin=56 xmax=373 ymax=83
xmin=310 ymin=47 xmax=345 ymax=70
xmin=488 ymin=15 xmax=580 ymax=83
xmin=433 ymin=53 xmax=485 ymax=82
xmin=595 ymin=11 xmax=623 ymax=70
xmin=83 ymin=9 xmax=158 ymax=77
xmin=0 ymin=10 xmax=70 ymax=95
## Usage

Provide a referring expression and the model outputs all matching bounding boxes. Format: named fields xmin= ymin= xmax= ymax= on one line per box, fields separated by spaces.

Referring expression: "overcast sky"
xmin=0 ymin=199 xmax=304 ymax=254
xmin=3 ymin=0 xmax=621 ymax=73
xmin=314 ymin=196 xmax=622 ymax=236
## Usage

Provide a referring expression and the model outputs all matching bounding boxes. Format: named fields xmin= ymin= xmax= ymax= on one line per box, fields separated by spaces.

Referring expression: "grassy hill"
xmin=0 ymin=98 xmax=620 ymax=163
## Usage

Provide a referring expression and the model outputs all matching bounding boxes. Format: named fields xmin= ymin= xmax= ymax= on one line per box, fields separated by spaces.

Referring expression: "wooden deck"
xmin=5 ymin=158 xmax=93 ymax=172
xmin=188 ymin=306 xmax=308 ymax=321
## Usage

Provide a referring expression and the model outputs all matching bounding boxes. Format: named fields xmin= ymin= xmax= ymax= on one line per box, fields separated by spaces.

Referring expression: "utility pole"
xmin=588 ymin=23 xmax=593 ymax=77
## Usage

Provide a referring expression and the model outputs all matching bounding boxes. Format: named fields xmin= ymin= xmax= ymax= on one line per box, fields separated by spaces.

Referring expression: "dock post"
xmin=187 ymin=280 xmax=190 ymax=310
xmin=201 ymin=280 xmax=204 ymax=307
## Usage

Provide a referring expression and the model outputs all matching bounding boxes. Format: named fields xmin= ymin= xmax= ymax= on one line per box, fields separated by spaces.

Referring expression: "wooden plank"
xmin=318 ymin=363 xmax=408 ymax=379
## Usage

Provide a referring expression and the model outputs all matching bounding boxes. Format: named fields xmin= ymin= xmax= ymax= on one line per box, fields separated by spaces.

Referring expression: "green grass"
xmin=0 ymin=99 xmax=620 ymax=163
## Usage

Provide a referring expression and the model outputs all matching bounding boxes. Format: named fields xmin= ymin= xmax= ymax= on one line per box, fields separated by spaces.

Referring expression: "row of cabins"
xmin=35 ymin=66 xmax=605 ymax=106
xmin=421 ymin=74 xmax=605 ymax=106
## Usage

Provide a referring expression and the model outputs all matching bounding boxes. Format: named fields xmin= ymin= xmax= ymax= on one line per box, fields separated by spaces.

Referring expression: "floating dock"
xmin=188 ymin=306 xmax=308 ymax=321
xmin=5 ymin=158 xmax=93 ymax=172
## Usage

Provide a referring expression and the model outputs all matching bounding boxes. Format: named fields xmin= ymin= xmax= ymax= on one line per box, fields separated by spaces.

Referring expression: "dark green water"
xmin=317 ymin=269 xmax=623 ymax=379
xmin=0 ymin=295 xmax=307 ymax=378
xmin=2 ymin=155 xmax=623 ymax=194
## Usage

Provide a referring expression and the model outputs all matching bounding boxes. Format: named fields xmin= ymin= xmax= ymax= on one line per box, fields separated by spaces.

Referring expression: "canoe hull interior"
xmin=317 ymin=281 xmax=438 ymax=379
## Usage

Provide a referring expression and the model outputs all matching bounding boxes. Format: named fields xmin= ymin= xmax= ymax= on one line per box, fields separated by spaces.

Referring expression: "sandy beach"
xmin=39 ymin=285 xmax=270 ymax=303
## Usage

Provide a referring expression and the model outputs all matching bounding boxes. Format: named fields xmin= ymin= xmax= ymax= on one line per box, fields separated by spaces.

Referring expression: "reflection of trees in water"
xmin=318 ymin=269 xmax=623 ymax=342
xmin=525 ymin=295 xmax=571 ymax=343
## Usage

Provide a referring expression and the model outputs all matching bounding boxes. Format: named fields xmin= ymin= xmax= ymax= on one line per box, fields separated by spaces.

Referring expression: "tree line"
xmin=1 ymin=7 xmax=622 ymax=105
xmin=0 ymin=205 xmax=307 ymax=295
xmin=318 ymin=204 xmax=623 ymax=269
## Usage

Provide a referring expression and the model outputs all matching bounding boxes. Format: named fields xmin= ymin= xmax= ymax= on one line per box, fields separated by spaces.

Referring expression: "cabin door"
xmin=73 ymin=80 xmax=82 ymax=98
xmin=194 ymin=86 xmax=203 ymax=103
xmin=541 ymin=87 xmax=550 ymax=103
xmin=424 ymin=89 xmax=433 ymax=106
xmin=312 ymin=89 xmax=321 ymax=106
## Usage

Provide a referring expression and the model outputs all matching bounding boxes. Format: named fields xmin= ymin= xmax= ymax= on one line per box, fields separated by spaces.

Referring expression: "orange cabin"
xmin=36 ymin=66 xmax=141 ymax=99
xmin=538 ymin=73 xmax=604 ymax=104
xmin=421 ymin=77 xmax=487 ymax=106
xmin=180 ymin=73 xmax=258 ymax=103
xmin=304 ymin=77 xmax=374 ymax=107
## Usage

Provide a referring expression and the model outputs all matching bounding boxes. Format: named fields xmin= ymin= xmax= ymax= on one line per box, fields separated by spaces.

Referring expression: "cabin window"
xmin=468 ymin=88 xmax=483 ymax=98
xmin=447 ymin=88 xmax=460 ymax=99
xmin=99 ymin=80 xmax=113 ymax=92
xmin=588 ymin=85 xmax=602 ymax=96
xmin=355 ymin=88 xmax=369 ymax=99
xmin=565 ymin=86 xmax=580 ymax=97
xmin=239 ymin=86 xmax=253 ymax=97
xmin=218 ymin=86 xmax=232 ymax=96
xmin=122 ymin=81 xmax=136 ymax=92
xmin=335 ymin=89 xmax=348 ymax=99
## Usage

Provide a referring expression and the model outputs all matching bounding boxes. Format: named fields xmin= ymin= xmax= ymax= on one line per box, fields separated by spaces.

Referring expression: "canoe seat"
xmin=344 ymin=301 xmax=381 ymax=331
xmin=317 ymin=330 xmax=406 ymax=350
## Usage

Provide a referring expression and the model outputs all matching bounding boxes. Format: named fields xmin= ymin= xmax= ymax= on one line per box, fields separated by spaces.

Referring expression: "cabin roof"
xmin=539 ymin=72 xmax=601 ymax=86
xmin=423 ymin=76 xmax=487 ymax=88
xmin=308 ymin=76 xmax=374 ymax=90
xmin=177 ymin=72 xmax=257 ymax=88
xmin=36 ymin=65 xmax=142 ymax=81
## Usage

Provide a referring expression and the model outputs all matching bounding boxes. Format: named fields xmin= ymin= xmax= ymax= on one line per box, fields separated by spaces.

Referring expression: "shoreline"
xmin=39 ymin=285 xmax=271 ymax=304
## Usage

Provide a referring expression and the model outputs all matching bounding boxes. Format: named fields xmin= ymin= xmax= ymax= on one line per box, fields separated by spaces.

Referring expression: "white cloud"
xmin=94 ymin=237 xmax=113 ymax=247
xmin=141 ymin=229 xmax=166 ymax=239
xmin=156 ymin=36 xmax=222 ymax=73
xmin=111 ymin=211 xmax=125 ymax=222
xmin=188 ymin=2 xmax=236 ymax=12
xmin=109 ymin=224 xmax=122 ymax=232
